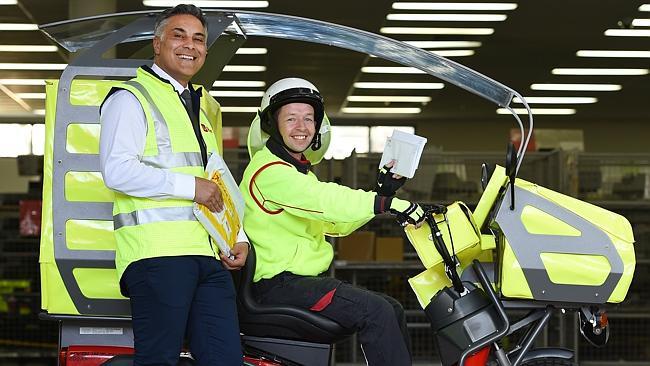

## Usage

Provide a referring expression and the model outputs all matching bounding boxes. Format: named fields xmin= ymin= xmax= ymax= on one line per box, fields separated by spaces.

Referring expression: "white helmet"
xmin=248 ymin=78 xmax=331 ymax=163
xmin=259 ymin=78 xmax=324 ymax=133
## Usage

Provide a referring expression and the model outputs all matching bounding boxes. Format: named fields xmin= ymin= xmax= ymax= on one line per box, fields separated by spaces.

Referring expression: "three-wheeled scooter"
xmin=37 ymin=8 xmax=634 ymax=366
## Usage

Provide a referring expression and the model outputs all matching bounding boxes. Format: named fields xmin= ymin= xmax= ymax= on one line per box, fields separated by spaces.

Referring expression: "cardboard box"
xmin=375 ymin=237 xmax=404 ymax=262
xmin=337 ymin=231 xmax=375 ymax=261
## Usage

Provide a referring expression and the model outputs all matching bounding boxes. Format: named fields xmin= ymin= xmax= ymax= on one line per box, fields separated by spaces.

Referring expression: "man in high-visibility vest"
xmin=240 ymin=77 xmax=425 ymax=366
xmin=99 ymin=4 xmax=247 ymax=365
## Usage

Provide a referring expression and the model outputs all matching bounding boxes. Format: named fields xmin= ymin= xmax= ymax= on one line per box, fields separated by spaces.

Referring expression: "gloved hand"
xmin=375 ymin=162 xmax=406 ymax=197
xmin=388 ymin=197 xmax=425 ymax=227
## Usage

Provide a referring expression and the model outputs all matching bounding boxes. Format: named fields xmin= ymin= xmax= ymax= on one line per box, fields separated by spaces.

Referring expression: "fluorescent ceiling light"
xmin=380 ymin=27 xmax=494 ymax=35
xmin=33 ymin=109 xmax=46 ymax=115
xmin=235 ymin=47 xmax=267 ymax=55
xmin=497 ymin=108 xmax=576 ymax=115
xmin=530 ymin=83 xmax=622 ymax=91
xmin=0 ymin=0 xmax=18 ymax=4
xmin=209 ymin=90 xmax=264 ymax=97
xmin=431 ymin=49 xmax=475 ymax=57
xmin=0 ymin=79 xmax=46 ymax=85
xmin=551 ymin=68 xmax=649 ymax=75
xmin=0 ymin=23 xmax=38 ymax=31
xmin=342 ymin=107 xmax=422 ymax=114
xmin=0 ymin=45 xmax=58 ymax=52
xmin=213 ymin=80 xmax=265 ymax=87
xmin=354 ymin=82 xmax=444 ymax=89
xmin=640 ymin=4 xmax=650 ymax=11
xmin=222 ymin=65 xmax=266 ymax=72
xmin=512 ymin=97 xmax=597 ymax=104
xmin=393 ymin=2 xmax=517 ymax=11
xmin=15 ymin=93 xmax=45 ymax=99
xmin=405 ymin=41 xmax=482 ymax=48
xmin=143 ymin=0 xmax=268 ymax=8
xmin=361 ymin=66 xmax=424 ymax=74
xmin=387 ymin=13 xmax=507 ymax=21
xmin=605 ymin=29 xmax=650 ymax=37
xmin=0 ymin=63 xmax=67 ymax=70
xmin=220 ymin=106 xmax=259 ymax=112
xmin=632 ymin=18 xmax=650 ymax=26
xmin=347 ymin=96 xmax=432 ymax=103
xmin=577 ymin=50 xmax=650 ymax=58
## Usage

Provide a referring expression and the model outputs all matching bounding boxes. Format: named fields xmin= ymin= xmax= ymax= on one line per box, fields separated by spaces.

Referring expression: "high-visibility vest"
xmin=107 ymin=67 xmax=221 ymax=280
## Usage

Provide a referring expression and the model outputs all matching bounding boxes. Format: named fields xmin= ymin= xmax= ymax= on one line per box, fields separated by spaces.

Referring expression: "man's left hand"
xmin=220 ymin=242 xmax=249 ymax=270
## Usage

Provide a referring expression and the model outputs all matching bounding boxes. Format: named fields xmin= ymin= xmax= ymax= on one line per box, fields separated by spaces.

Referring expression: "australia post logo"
xmin=201 ymin=123 xmax=212 ymax=133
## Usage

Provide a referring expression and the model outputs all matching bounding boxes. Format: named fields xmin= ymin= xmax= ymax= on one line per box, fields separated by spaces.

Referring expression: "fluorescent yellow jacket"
xmin=106 ymin=67 xmax=221 ymax=280
xmin=240 ymin=144 xmax=377 ymax=282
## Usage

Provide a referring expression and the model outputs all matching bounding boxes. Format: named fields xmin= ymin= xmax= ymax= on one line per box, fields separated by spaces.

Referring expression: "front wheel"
xmin=520 ymin=357 xmax=577 ymax=366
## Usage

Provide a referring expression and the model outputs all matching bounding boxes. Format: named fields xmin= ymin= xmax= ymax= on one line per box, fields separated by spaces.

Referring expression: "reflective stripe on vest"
xmin=124 ymin=80 xmax=172 ymax=153
xmin=142 ymin=151 xmax=203 ymax=169
xmin=124 ymin=81 xmax=211 ymax=169
xmin=113 ymin=206 xmax=195 ymax=230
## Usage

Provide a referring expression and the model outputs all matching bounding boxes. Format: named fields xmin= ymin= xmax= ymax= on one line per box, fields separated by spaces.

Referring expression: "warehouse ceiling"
xmin=0 ymin=0 xmax=649 ymax=126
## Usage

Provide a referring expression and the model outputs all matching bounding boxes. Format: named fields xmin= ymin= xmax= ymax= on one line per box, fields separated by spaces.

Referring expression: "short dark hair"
xmin=154 ymin=4 xmax=207 ymax=37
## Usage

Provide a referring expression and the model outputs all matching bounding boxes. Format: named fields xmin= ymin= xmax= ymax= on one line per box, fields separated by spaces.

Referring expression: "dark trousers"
xmin=121 ymin=256 xmax=242 ymax=366
xmin=254 ymin=273 xmax=412 ymax=366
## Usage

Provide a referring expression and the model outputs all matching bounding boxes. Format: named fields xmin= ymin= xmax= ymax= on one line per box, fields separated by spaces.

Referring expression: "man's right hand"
xmin=388 ymin=197 xmax=425 ymax=227
xmin=194 ymin=177 xmax=224 ymax=212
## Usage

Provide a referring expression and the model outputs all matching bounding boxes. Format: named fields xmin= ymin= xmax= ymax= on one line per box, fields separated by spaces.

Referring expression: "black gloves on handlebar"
xmin=374 ymin=163 xmax=406 ymax=197
xmin=387 ymin=197 xmax=425 ymax=226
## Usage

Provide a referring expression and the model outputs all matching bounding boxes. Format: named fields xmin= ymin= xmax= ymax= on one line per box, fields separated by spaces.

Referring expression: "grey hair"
xmin=153 ymin=4 xmax=207 ymax=38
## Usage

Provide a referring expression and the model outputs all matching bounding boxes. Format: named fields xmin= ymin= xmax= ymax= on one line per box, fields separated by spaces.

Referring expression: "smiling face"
xmin=277 ymin=102 xmax=316 ymax=159
xmin=153 ymin=14 xmax=207 ymax=87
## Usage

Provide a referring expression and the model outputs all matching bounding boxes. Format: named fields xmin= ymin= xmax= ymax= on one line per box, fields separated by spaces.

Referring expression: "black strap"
xmin=424 ymin=212 xmax=465 ymax=294
xmin=180 ymin=89 xmax=207 ymax=167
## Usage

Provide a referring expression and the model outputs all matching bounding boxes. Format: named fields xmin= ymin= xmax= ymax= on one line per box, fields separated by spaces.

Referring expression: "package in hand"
xmin=378 ymin=129 xmax=427 ymax=178
xmin=193 ymin=152 xmax=245 ymax=259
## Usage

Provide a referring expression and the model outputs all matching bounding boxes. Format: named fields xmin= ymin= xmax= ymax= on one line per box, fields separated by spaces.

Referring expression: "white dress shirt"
xmin=100 ymin=64 xmax=248 ymax=243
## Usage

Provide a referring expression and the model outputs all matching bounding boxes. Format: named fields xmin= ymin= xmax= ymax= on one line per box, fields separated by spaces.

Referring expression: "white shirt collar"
xmin=151 ymin=63 xmax=188 ymax=94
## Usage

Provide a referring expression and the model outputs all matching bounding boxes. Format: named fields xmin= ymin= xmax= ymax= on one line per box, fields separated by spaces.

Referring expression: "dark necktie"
xmin=180 ymin=89 xmax=207 ymax=167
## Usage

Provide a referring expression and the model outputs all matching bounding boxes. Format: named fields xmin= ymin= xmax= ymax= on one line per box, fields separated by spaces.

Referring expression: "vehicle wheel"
xmin=520 ymin=357 xmax=577 ymax=366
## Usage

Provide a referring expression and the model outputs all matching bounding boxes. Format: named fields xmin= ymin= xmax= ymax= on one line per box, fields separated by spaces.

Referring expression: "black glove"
xmin=388 ymin=197 xmax=425 ymax=226
xmin=375 ymin=163 xmax=406 ymax=196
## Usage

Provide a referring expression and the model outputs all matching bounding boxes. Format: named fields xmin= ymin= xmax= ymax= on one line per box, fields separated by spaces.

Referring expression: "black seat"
xmin=234 ymin=245 xmax=353 ymax=344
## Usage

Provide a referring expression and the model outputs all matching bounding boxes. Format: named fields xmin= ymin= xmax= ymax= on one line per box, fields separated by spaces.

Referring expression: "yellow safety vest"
xmin=107 ymin=67 xmax=221 ymax=280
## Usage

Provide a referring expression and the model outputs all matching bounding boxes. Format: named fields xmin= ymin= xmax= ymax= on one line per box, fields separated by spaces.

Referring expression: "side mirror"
xmin=505 ymin=143 xmax=517 ymax=210
xmin=480 ymin=163 xmax=495 ymax=191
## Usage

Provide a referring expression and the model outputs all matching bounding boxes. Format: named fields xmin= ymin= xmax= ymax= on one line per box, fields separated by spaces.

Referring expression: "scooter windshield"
xmin=40 ymin=9 xmax=514 ymax=107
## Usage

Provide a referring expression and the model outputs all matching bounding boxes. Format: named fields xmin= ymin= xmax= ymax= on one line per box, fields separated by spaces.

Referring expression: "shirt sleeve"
xmin=99 ymin=90 xmax=196 ymax=200
xmin=236 ymin=226 xmax=249 ymax=244
xmin=251 ymin=162 xmax=376 ymax=223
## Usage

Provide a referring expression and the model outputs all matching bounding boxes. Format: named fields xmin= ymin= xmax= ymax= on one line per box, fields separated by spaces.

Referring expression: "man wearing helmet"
xmin=239 ymin=77 xmax=425 ymax=365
